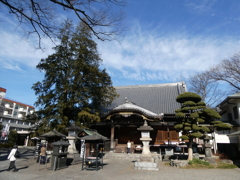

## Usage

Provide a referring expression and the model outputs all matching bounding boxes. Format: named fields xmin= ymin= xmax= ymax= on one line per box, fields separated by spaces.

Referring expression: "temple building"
xmin=91 ymin=82 xmax=187 ymax=153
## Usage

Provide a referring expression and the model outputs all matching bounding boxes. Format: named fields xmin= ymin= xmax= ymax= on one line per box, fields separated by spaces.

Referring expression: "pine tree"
xmin=174 ymin=92 xmax=231 ymax=161
xmin=32 ymin=20 xmax=117 ymax=131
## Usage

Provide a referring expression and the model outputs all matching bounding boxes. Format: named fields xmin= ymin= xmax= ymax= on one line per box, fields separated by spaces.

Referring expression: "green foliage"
xmin=190 ymin=112 xmax=199 ymax=118
xmin=188 ymin=158 xmax=210 ymax=166
xmin=184 ymin=159 xmax=237 ymax=169
xmin=56 ymin=125 xmax=68 ymax=135
xmin=183 ymin=101 xmax=196 ymax=106
xmin=175 ymin=109 xmax=181 ymax=113
xmin=176 ymin=92 xmax=202 ymax=103
xmin=190 ymin=132 xmax=203 ymax=138
xmin=215 ymin=123 xmax=232 ymax=130
xmin=77 ymin=109 xmax=100 ymax=127
xmin=196 ymin=102 xmax=206 ymax=106
xmin=211 ymin=121 xmax=222 ymax=124
xmin=199 ymin=126 xmax=210 ymax=132
xmin=174 ymin=124 xmax=183 ymax=129
xmin=216 ymin=163 xmax=238 ymax=169
xmin=196 ymin=118 xmax=205 ymax=123
xmin=202 ymin=109 xmax=221 ymax=119
xmin=174 ymin=92 xmax=227 ymax=160
xmin=8 ymin=130 xmax=18 ymax=144
xmin=184 ymin=126 xmax=191 ymax=130
xmin=0 ymin=143 xmax=15 ymax=149
xmin=32 ymin=20 xmax=118 ymax=128
xmin=184 ymin=122 xmax=191 ymax=126
xmin=192 ymin=124 xmax=200 ymax=131
xmin=175 ymin=112 xmax=185 ymax=117
xmin=179 ymin=135 xmax=189 ymax=140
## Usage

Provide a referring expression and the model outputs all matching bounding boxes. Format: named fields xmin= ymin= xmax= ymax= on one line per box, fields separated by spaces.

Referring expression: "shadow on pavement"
xmin=0 ymin=166 xmax=29 ymax=173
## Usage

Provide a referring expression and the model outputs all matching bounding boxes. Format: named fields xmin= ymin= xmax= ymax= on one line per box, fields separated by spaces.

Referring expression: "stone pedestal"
xmin=66 ymin=136 xmax=78 ymax=154
xmin=134 ymin=161 xmax=159 ymax=170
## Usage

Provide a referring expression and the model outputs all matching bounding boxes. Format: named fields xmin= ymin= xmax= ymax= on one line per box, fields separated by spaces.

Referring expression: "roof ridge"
xmin=115 ymin=82 xmax=184 ymax=89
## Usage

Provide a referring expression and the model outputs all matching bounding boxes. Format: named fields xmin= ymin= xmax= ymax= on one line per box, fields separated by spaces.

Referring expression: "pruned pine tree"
xmin=174 ymin=92 xmax=231 ymax=161
xmin=32 ymin=20 xmax=118 ymax=132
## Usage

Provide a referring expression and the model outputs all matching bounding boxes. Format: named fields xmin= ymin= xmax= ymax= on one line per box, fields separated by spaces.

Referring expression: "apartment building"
xmin=0 ymin=87 xmax=35 ymax=145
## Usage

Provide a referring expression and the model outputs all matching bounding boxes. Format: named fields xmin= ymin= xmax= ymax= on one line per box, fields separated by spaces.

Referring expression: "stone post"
xmin=110 ymin=126 xmax=115 ymax=152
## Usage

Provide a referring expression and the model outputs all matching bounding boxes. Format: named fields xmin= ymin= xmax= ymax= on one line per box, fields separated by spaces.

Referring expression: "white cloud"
xmin=98 ymin=27 xmax=240 ymax=82
xmin=0 ymin=30 xmax=55 ymax=71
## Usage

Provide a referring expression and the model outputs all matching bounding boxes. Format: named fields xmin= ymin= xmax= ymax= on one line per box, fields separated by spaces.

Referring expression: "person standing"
xmin=7 ymin=145 xmax=19 ymax=172
xmin=127 ymin=140 xmax=131 ymax=154
xmin=40 ymin=144 xmax=47 ymax=164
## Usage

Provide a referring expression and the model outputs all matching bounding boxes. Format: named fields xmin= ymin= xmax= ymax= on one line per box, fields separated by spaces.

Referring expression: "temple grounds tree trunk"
xmin=32 ymin=20 xmax=118 ymax=132
xmin=174 ymin=92 xmax=231 ymax=161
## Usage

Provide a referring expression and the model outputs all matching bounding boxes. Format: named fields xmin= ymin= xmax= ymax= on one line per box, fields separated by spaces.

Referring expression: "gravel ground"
xmin=0 ymin=148 xmax=240 ymax=180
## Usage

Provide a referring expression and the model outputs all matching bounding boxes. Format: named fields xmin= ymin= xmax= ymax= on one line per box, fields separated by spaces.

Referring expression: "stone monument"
xmin=134 ymin=120 xmax=159 ymax=170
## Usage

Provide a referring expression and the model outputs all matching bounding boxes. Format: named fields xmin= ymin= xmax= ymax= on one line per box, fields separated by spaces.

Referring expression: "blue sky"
xmin=1 ymin=0 xmax=240 ymax=107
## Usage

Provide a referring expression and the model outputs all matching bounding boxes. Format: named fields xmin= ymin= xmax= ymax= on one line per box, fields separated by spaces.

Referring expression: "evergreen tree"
xmin=32 ymin=20 xmax=117 ymax=131
xmin=174 ymin=92 xmax=231 ymax=161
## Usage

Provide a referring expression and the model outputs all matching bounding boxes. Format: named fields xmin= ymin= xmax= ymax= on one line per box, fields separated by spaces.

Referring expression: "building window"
xmin=233 ymin=106 xmax=238 ymax=119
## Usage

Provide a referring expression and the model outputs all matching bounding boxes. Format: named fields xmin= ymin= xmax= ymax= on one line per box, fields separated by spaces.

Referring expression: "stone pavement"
xmin=0 ymin=148 xmax=240 ymax=180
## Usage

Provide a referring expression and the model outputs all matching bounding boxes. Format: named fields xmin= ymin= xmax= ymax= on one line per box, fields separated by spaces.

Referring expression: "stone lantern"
xmin=138 ymin=120 xmax=153 ymax=159
xmin=203 ymin=132 xmax=213 ymax=157
xmin=66 ymin=124 xmax=81 ymax=154
xmin=134 ymin=120 xmax=159 ymax=170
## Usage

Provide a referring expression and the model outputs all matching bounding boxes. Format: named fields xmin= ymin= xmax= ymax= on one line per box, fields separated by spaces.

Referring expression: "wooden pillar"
xmin=110 ymin=126 xmax=115 ymax=152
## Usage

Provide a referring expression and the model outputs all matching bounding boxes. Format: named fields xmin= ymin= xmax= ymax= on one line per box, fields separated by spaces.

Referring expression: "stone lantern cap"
xmin=137 ymin=120 xmax=153 ymax=131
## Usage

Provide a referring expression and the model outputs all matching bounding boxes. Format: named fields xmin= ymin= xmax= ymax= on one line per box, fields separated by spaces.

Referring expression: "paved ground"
xmin=1 ymin=148 xmax=240 ymax=180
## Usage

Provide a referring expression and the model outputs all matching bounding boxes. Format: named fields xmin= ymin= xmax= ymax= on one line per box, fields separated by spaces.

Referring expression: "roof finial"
xmin=124 ymin=97 xmax=128 ymax=103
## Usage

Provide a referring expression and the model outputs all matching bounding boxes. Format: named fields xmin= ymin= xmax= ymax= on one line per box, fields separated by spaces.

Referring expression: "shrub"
xmin=216 ymin=163 xmax=238 ymax=169
xmin=0 ymin=143 xmax=14 ymax=149
xmin=188 ymin=158 xmax=210 ymax=166
xmin=8 ymin=130 xmax=18 ymax=144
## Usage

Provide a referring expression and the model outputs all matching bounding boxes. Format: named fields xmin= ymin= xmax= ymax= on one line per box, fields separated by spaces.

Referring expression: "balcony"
xmin=29 ymin=110 xmax=34 ymax=114
xmin=5 ymin=104 xmax=13 ymax=109
xmin=18 ymin=108 xmax=27 ymax=112
xmin=3 ymin=111 xmax=12 ymax=116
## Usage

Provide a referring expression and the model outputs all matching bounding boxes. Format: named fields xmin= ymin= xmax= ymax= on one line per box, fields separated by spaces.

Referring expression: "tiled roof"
xmin=109 ymin=98 xmax=161 ymax=118
xmin=39 ymin=129 xmax=66 ymax=137
xmin=218 ymin=92 xmax=240 ymax=106
xmin=107 ymin=82 xmax=187 ymax=114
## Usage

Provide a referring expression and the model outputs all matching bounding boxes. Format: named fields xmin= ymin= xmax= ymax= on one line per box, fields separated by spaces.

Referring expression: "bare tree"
xmin=1 ymin=0 xmax=126 ymax=49
xmin=188 ymin=51 xmax=240 ymax=106
xmin=188 ymin=71 xmax=227 ymax=106
xmin=210 ymin=52 xmax=240 ymax=92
